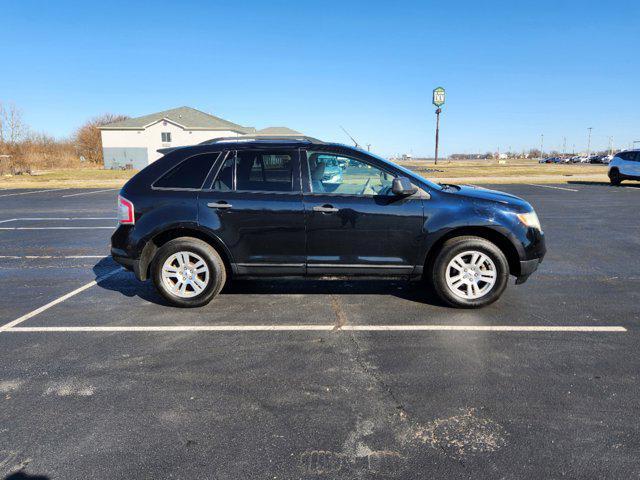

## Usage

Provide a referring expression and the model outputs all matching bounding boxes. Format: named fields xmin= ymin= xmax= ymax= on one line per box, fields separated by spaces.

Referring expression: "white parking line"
xmin=61 ymin=189 xmax=118 ymax=198
xmin=2 ymin=325 xmax=627 ymax=333
xmin=8 ymin=217 xmax=116 ymax=221
xmin=0 ymin=217 xmax=116 ymax=224
xmin=0 ymin=255 xmax=106 ymax=259
xmin=0 ymin=188 xmax=70 ymax=198
xmin=0 ymin=226 xmax=114 ymax=230
xmin=0 ymin=268 xmax=123 ymax=332
xmin=526 ymin=184 xmax=579 ymax=192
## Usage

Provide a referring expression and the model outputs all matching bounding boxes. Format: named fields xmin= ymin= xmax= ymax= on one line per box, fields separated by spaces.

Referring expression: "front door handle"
xmin=313 ymin=205 xmax=339 ymax=213
xmin=207 ymin=202 xmax=232 ymax=209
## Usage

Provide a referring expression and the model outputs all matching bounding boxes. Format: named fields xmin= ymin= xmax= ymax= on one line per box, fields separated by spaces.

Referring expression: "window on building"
xmin=153 ymin=153 xmax=218 ymax=189
xmin=161 ymin=132 xmax=172 ymax=143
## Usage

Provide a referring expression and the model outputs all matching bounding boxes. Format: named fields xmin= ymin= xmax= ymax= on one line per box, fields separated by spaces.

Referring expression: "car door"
xmin=302 ymin=148 xmax=425 ymax=276
xmin=631 ymin=151 xmax=640 ymax=177
xmin=198 ymin=148 xmax=305 ymax=275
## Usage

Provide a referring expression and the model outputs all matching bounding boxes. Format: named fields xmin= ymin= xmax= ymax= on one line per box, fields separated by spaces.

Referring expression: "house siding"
xmin=101 ymin=120 xmax=242 ymax=169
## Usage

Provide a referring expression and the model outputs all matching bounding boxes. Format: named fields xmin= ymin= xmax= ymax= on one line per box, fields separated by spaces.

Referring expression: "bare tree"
xmin=75 ymin=113 xmax=129 ymax=164
xmin=0 ymin=102 xmax=27 ymax=144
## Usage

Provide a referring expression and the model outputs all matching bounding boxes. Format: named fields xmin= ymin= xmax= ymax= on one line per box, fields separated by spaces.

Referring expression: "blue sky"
xmin=1 ymin=0 xmax=638 ymax=156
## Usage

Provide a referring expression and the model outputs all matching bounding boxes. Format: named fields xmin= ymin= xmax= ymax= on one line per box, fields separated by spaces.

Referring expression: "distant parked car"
xmin=608 ymin=150 xmax=640 ymax=185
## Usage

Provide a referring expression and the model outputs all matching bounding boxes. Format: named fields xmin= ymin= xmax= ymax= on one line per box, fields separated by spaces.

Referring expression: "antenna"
xmin=340 ymin=126 xmax=360 ymax=148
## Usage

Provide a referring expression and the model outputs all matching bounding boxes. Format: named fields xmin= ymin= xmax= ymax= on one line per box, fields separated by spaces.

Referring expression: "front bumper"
xmin=516 ymin=257 xmax=543 ymax=285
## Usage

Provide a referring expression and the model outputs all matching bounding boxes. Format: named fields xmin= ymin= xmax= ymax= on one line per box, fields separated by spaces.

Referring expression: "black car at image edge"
xmin=111 ymin=136 xmax=546 ymax=308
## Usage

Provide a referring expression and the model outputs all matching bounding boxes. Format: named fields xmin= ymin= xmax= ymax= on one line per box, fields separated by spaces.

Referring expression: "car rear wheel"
xmin=609 ymin=169 xmax=622 ymax=186
xmin=151 ymin=237 xmax=226 ymax=308
xmin=430 ymin=236 xmax=509 ymax=308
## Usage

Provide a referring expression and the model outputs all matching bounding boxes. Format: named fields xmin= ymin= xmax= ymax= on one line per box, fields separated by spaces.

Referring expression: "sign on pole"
xmin=432 ymin=87 xmax=446 ymax=107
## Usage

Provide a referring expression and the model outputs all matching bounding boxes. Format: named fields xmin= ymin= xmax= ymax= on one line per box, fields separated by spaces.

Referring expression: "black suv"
xmin=111 ymin=137 xmax=545 ymax=308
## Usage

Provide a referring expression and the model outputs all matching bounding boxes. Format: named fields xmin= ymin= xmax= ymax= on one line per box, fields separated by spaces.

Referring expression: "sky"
xmin=1 ymin=0 xmax=639 ymax=157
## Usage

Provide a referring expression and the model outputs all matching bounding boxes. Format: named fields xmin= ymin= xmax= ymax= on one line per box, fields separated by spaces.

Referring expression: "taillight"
xmin=117 ymin=195 xmax=135 ymax=225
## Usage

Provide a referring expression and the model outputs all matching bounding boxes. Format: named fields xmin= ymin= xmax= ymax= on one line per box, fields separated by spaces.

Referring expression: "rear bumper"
xmin=111 ymin=247 xmax=139 ymax=274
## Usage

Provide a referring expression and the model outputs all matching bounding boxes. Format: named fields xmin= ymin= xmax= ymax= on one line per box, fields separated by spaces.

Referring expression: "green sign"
xmin=433 ymin=87 xmax=445 ymax=107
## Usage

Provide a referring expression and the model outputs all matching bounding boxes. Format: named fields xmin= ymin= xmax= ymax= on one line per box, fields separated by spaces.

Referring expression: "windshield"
xmin=357 ymin=149 xmax=443 ymax=190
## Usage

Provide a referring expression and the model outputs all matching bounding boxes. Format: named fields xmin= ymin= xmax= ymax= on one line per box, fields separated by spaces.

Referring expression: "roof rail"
xmin=199 ymin=135 xmax=324 ymax=145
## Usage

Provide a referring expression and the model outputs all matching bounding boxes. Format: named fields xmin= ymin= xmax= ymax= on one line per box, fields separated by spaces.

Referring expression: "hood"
xmin=444 ymin=184 xmax=532 ymax=212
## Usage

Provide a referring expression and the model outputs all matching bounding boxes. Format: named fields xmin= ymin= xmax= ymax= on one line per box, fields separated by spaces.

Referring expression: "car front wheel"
xmin=151 ymin=237 xmax=226 ymax=308
xmin=431 ymin=236 xmax=510 ymax=308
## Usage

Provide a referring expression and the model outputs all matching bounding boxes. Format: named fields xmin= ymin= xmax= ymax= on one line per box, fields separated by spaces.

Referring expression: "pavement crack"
xmin=329 ymin=295 xmax=348 ymax=331
xmin=346 ymin=327 xmax=408 ymax=419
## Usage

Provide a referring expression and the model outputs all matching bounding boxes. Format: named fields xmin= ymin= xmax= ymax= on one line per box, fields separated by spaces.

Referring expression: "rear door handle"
xmin=207 ymin=202 xmax=232 ymax=209
xmin=313 ymin=205 xmax=339 ymax=213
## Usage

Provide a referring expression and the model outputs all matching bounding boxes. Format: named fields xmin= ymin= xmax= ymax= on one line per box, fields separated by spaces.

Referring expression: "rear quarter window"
xmin=153 ymin=153 xmax=219 ymax=189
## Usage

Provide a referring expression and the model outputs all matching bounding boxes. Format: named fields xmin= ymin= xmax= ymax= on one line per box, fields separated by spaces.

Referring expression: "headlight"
xmin=516 ymin=211 xmax=541 ymax=230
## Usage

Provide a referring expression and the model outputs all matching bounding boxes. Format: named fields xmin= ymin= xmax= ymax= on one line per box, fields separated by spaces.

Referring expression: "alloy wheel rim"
xmin=445 ymin=250 xmax=497 ymax=300
xmin=161 ymin=251 xmax=210 ymax=298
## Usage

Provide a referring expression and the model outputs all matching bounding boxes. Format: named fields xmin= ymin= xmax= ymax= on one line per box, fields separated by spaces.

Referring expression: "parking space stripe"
xmin=526 ymin=184 xmax=579 ymax=192
xmin=0 ymin=268 xmax=123 ymax=332
xmin=0 ymin=226 xmax=114 ymax=230
xmin=0 ymin=188 xmax=70 ymax=197
xmin=3 ymin=325 xmax=627 ymax=333
xmin=61 ymin=189 xmax=119 ymax=198
xmin=0 ymin=255 xmax=106 ymax=259
xmin=3 ymin=217 xmax=116 ymax=221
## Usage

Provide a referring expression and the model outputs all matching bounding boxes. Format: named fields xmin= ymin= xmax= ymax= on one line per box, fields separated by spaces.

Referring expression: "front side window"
xmin=161 ymin=132 xmax=172 ymax=143
xmin=154 ymin=153 xmax=218 ymax=189
xmin=306 ymin=151 xmax=394 ymax=196
xmin=618 ymin=151 xmax=638 ymax=161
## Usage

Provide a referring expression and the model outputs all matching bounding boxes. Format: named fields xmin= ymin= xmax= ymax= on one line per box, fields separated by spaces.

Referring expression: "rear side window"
xmin=210 ymin=150 xmax=295 ymax=192
xmin=154 ymin=153 xmax=218 ymax=189
xmin=237 ymin=151 xmax=293 ymax=191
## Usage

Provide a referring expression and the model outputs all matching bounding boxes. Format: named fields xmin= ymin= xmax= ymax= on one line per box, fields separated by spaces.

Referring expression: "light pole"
xmin=586 ymin=127 xmax=593 ymax=158
xmin=540 ymin=134 xmax=544 ymax=160
xmin=608 ymin=136 xmax=614 ymax=156
xmin=562 ymin=137 xmax=567 ymax=158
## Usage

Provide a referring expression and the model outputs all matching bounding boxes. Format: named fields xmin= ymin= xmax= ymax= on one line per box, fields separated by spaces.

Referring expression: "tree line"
xmin=0 ymin=101 xmax=128 ymax=175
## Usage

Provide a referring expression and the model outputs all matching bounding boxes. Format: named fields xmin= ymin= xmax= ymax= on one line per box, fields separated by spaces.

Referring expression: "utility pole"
xmin=608 ymin=136 xmax=614 ymax=156
xmin=432 ymin=87 xmax=445 ymax=165
xmin=562 ymin=137 xmax=567 ymax=158
xmin=586 ymin=127 xmax=593 ymax=158
xmin=540 ymin=134 xmax=544 ymax=160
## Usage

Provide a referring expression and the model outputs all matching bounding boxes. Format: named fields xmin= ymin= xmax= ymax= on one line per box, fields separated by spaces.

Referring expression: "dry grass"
xmin=397 ymin=158 xmax=608 ymax=184
xmin=0 ymin=158 xmax=610 ymax=190
xmin=0 ymin=168 xmax=136 ymax=189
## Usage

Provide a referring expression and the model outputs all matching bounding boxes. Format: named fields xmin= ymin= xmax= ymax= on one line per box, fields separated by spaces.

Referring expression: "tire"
xmin=430 ymin=236 xmax=510 ymax=308
xmin=151 ymin=237 xmax=226 ymax=308
xmin=609 ymin=169 xmax=622 ymax=186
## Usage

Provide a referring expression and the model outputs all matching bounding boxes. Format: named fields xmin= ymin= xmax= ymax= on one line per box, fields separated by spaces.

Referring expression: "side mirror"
xmin=392 ymin=176 xmax=418 ymax=196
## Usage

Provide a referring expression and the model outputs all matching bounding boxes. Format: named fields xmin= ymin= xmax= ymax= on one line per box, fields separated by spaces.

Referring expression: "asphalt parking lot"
xmin=0 ymin=183 xmax=639 ymax=479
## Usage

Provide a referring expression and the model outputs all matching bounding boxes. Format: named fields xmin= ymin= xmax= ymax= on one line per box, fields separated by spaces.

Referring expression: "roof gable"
xmin=100 ymin=106 xmax=253 ymax=133
xmin=255 ymin=126 xmax=303 ymax=136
